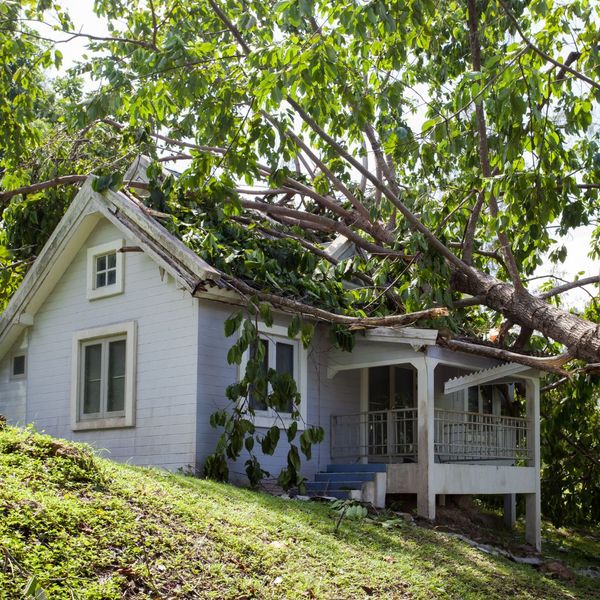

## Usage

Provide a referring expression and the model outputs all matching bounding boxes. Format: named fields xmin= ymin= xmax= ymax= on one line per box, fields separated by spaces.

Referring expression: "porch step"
xmin=325 ymin=463 xmax=387 ymax=473
xmin=305 ymin=480 xmax=366 ymax=492
xmin=315 ymin=472 xmax=376 ymax=482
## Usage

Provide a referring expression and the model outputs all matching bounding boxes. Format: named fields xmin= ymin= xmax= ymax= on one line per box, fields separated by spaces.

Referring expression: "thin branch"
xmin=0 ymin=175 xmax=151 ymax=204
xmin=363 ymin=123 xmax=405 ymax=196
xmin=8 ymin=21 xmax=158 ymax=51
xmin=237 ymin=198 xmax=405 ymax=258
xmin=206 ymin=0 xmax=251 ymax=54
xmin=462 ymin=192 xmax=485 ymax=264
xmin=540 ymin=377 xmax=568 ymax=393
xmin=537 ymin=275 xmax=600 ymax=300
xmin=0 ymin=175 xmax=87 ymax=203
xmin=261 ymin=111 xmax=375 ymax=224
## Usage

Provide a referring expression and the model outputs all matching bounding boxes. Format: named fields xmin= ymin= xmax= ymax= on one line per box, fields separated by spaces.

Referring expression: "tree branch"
xmin=219 ymin=274 xmax=448 ymax=327
xmin=462 ymin=192 xmax=485 ymax=264
xmin=206 ymin=0 xmax=251 ymax=54
xmin=537 ymin=275 xmax=600 ymax=299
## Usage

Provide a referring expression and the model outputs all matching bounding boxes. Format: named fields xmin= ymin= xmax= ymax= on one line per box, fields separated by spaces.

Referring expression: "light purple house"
xmin=0 ymin=178 xmax=542 ymax=549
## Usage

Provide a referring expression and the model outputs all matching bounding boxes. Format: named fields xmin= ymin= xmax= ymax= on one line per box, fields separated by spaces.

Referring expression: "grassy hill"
xmin=0 ymin=425 xmax=598 ymax=599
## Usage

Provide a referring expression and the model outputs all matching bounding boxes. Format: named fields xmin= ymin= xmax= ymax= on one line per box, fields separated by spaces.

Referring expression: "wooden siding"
xmin=25 ymin=219 xmax=199 ymax=471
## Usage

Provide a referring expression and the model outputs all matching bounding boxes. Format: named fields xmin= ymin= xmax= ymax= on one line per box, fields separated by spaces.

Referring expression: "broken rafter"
xmin=439 ymin=337 xmax=571 ymax=375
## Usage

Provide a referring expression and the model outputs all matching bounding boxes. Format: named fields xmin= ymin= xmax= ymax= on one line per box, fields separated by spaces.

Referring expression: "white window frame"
xmin=86 ymin=240 xmax=125 ymax=300
xmin=71 ymin=321 xmax=137 ymax=431
xmin=10 ymin=353 xmax=27 ymax=380
xmin=238 ymin=322 xmax=308 ymax=429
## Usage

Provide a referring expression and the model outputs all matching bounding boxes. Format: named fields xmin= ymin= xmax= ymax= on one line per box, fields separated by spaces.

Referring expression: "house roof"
xmin=0 ymin=177 xmax=222 ymax=359
xmin=443 ymin=362 xmax=536 ymax=395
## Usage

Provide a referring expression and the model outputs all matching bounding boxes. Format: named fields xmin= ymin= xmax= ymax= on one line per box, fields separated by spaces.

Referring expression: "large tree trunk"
xmin=453 ymin=271 xmax=600 ymax=363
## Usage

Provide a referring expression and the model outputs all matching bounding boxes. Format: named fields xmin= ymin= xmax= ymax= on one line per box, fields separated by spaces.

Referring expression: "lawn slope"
xmin=0 ymin=425 xmax=597 ymax=599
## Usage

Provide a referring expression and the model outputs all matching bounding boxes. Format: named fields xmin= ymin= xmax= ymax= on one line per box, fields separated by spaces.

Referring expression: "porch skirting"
xmin=386 ymin=463 xmax=537 ymax=495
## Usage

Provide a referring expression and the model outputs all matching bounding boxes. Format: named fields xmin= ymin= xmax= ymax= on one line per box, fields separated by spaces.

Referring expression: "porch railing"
xmin=434 ymin=409 xmax=532 ymax=464
xmin=330 ymin=408 xmax=532 ymax=465
xmin=330 ymin=408 xmax=418 ymax=462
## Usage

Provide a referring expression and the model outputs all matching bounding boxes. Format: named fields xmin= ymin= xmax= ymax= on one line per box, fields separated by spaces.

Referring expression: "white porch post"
xmin=359 ymin=369 xmax=368 ymax=463
xmin=525 ymin=378 xmax=541 ymax=551
xmin=417 ymin=357 xmax=436 ymax=520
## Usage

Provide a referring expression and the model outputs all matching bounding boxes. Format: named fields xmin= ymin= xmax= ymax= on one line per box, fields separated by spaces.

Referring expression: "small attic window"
xmin=87 ymin=240 xmax=124 ymax=300
xmin=95 ymin=252 xmax=117 ymax=288
xmin=11 ymin=354 xmax=26 ymax=379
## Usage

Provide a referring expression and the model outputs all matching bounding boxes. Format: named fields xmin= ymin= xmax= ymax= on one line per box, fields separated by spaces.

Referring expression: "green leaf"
xmin=288 ymin=315 xmax=301 ymax=338
xmin=24 ymin=576 xmax=49 ymax=600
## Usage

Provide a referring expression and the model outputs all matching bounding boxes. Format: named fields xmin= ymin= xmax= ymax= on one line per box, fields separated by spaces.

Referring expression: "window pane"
xmin=107 ymin=269 xmax=117 ymax=286
xmin=468 ymin=387 xmax=479 ymax=413
xmin=394 ymin=367 xmax=415 ymax=408
xmin=369 ymin=366 xmax=389 ymax=411
xmin=248 ymin=339 xmax=268 ymax=411
xmin=83 ymin=344 xmax=102 ymax=415
xmin=276 ymin=342 xmax=295 ymax=412
xmin=276 ymin=342 xmax=294 ymax=375
xmin=12 ymin=355 xmax=25 ymax=376
xmin=107 ymin=252 xmax=117 ymax=269
xmin=481 ymin=386 xmax=493 ymax=414
xmin=96 ymin=255 xmax=106 ymax=271
xmin=107 ymin=340 xmax=126 ymax=412
xmin=96 ymin=272 xmax=106 ymax=288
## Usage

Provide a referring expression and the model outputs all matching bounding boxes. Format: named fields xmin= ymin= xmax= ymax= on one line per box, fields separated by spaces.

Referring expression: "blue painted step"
xmin=315 ymin=472 xmax=375 ymax=482
xmin=326 ymin=463 xmax=386 ymax=473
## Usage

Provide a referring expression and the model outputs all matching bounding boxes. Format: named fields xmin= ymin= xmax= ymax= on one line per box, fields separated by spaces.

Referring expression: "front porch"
xmin=331 ymin=407 xmax=532 ymax=465
xmin=324 ymin=328 xmax=542 ymax=550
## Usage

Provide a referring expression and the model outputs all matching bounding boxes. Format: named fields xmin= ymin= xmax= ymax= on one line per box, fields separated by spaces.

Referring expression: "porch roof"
xmin=443 ymin=362 xmax=532 ymax=395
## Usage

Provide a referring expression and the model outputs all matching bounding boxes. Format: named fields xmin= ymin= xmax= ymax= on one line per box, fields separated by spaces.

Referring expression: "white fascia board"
xmin=443 ymin=362 xmax=531 ymax=395
xmin=364 ymin=327 xmax=439 ymax=347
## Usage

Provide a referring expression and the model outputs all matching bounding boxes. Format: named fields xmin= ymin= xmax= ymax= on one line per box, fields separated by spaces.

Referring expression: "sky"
xmin=33 ymin=0 xmax=598 ymax=309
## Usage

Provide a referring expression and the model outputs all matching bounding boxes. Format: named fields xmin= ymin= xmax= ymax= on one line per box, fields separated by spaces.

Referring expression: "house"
xmin=0 ymin=177 xmax=541 ymax=550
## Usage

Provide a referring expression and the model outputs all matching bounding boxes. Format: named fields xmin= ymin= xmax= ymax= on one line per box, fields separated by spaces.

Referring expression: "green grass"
xmin=0 ymin=425 xmax=598 ymax=599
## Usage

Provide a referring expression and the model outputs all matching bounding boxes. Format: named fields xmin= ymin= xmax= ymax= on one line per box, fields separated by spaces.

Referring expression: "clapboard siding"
xmin=195 ymin=299 xmax=361 ymax=482
xmin=0 ymin=334 xmax=27 ymax=424
xmin=25 ymin=219 xmax=199 ymax=471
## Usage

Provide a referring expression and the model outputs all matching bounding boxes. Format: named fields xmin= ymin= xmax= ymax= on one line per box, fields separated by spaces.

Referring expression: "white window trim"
xmin=9 ymin=353 xmax=27 ymax=380
xmin=238 ymin=322 xmax=308 ymax=430
xmin=71 ymin=321 xmax=137 ymax=431
xmin=86 ymin=240 xmax=125 ymax=300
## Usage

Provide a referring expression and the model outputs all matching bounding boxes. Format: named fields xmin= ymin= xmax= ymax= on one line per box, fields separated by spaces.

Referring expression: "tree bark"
xmin=453 ymin=270 xmax=600 ymax=363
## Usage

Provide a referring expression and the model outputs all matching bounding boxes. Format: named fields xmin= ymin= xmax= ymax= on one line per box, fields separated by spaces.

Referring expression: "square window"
xmin=71 ymin=322 xmax=136 ymax=430
xmin=11 ymin=354 xmax=26 ymax=379
xmin=95 ymin=251 xmax=118 ymax=289
xmin=87 ymin=241 xmax=124 ymax=300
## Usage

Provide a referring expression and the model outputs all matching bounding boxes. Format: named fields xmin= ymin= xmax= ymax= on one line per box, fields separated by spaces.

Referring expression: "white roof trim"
xmin=444 ymin=362 xmax=530 ymax=395
xmin=364 ymin=327 xmax=438 ymax=349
